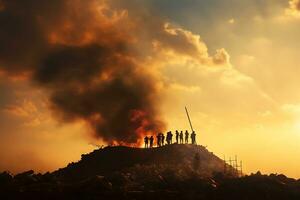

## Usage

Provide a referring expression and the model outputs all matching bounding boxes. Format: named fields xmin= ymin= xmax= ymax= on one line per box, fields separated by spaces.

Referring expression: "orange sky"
xmin=2 ymin=0 xmax=300 ymax=178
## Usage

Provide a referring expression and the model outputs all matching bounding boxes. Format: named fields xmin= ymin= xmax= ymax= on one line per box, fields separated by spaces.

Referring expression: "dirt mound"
xmin=3 ymin=145 xmax=300 ymax=199
xmin=53 ymin=144 xmax=225 ymax=180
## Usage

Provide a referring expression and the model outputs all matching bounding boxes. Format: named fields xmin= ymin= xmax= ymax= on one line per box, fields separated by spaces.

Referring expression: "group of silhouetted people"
xmin=144 ymin=130 xmax=197 ymax=148
xmin=144 ymin=136 xmax=154 ymax=148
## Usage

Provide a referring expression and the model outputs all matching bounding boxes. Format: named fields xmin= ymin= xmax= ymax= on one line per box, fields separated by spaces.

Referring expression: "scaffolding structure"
xmin=224 ymin=155 xmax=243 ymax=177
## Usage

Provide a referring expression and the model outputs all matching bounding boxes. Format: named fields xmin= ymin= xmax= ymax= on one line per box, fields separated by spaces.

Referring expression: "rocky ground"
xmin=1 ymin=145 xmax=300 ymax=200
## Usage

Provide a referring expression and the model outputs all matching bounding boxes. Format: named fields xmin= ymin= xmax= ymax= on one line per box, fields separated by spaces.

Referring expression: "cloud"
xmin=3 ymin=99 xmax=50 ymax=127
xmin=4 ymin=100 xmax=37 ymax=118
xmin=153 ymin=23 xmax=231 ymax=66
xmin=212 ymin=48 xmax=231 ymax=66
xmin=281 ymin=103 xmax=300 ymax=115
xmin=228 ymin=18 xmax=235 ymax=24
xmin=0 ymin=0 xmax=231 ymax=144
xmin=286 ymin=0 xmax=300 ymax=17
xmin=0 ymin=0 xmax=259 ymax=145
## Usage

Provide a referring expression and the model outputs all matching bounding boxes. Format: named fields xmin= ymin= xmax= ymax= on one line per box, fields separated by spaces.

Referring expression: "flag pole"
xmin=185 ymin=106 xmax=194 ymax=132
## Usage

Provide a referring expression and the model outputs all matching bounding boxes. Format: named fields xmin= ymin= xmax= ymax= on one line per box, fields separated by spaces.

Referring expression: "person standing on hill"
xmin=185 ymin=130 xmax=189 ymax=144
xmin=175 ymin=130 xmax=179 ymax=144
xmin=166 ymin=132 xmax=170 ymax=145
xmin=144 ymin=136 xmax=149 ymax=148
xmin=180 ymin=131 xmax=184 ymax=144
xmin=150 ymin=135 xmax=154 ymax=148
xmin=156 ymin=133 xmax=161 ymax=147
xmin=149 ymin=136 xmax=154 ymax=148
xmin=167 ymin=131 xmax=172 ymax=145
xmin=161 ymin=133 xmax=165 ymax=146
xmin=191 ymin=131 xmax=196 ymax=145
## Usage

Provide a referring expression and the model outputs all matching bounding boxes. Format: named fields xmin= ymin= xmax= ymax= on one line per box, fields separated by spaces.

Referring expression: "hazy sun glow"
xmin=1 ymin=0 xmax=300 ymax=178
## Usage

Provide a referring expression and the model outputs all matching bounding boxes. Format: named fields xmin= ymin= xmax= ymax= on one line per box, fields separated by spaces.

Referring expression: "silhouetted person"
xmin=144 ymin=136 xmax=149 ymax=148
xmin=180 ymin=131 xmax=184 ymax=144
xmin=156 ymin=133 xmax=161 ymax=147
xmin=175 ymin=130 xmax=179 ymax=144
xmin=166 ymin=131 xmax=173 ymax=145
xmin=191 ymin=131 xmax=196 ymax=145
xmin=161 ymin=133 xmax=165 ymax=146
xmin=166 ymin=131 xmax=173 ymax=144
xmin=166 ymin=132 xmax=170 ymax=145
xmin=185 ymin=130 xmax=189 ymax=144
xmin=150 ymin=136 xmax=154 ymax=148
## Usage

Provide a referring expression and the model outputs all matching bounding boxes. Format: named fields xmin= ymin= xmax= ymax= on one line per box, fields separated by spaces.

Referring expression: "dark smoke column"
xmin=0 ymin=0 xmax=166 ymax=145
xmin=34 ymin=42 xmax=165 ymax=146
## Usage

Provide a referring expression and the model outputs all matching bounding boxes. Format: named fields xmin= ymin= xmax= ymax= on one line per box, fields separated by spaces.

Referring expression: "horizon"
xmin=2 ymin=0 xmax=300 ymax=179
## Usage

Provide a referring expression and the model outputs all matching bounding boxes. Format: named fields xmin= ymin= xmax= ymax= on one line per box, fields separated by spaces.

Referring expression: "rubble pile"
xmin=1 ymin=145 xmax=300 ymax=199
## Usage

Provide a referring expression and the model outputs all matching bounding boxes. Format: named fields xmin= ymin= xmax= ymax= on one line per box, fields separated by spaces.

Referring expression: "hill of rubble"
xmin=53 ymin=144 xmax=226 ymax=181
xmin=2 ymin=144 xmax=300 ymax=200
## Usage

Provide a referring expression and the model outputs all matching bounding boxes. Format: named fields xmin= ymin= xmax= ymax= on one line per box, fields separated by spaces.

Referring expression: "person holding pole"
xmin=185 ymin=106 xmax=197 ymax=144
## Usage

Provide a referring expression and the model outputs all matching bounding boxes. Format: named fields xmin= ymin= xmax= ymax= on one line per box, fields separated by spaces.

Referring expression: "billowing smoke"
xmin=0 ymin=0 xmax=219 ymax=144
xmin=0 ymin=0 xmax=167 ymax=144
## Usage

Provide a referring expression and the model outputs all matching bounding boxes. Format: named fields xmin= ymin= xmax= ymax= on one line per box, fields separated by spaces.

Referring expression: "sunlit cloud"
xmin=228 ymin=18 xmax=235 ymax=24
xmin=4 ymin=100 xmax=38 ymax=118
xmin=286 ymin=0 xmax=300 ymax=18
xmin=1 ymin=0 xmax=300 ymax=178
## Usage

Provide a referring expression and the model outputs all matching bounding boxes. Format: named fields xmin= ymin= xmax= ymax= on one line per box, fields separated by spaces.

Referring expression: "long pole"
xmin=185 ymin=106 xmax=194 ymax=132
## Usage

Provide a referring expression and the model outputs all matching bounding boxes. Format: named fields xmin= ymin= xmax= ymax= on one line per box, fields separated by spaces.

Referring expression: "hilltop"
xmin=54 ymin=144 xmax=226 ymax=181
xmin=1 ymin=144 xmax=300 ymax=200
